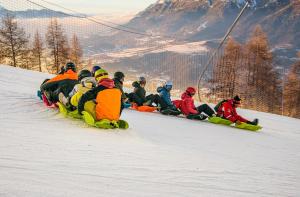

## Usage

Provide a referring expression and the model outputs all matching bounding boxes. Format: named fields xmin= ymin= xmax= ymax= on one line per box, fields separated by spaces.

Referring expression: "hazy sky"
xmin=38 ymin=0 xmax=157 ymax=14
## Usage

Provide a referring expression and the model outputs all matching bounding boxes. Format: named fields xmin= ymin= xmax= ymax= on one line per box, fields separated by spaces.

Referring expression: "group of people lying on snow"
xmin=39 ymin=62 xmax=259 ymax=126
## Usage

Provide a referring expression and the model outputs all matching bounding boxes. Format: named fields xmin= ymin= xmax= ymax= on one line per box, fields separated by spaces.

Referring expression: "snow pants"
xmin=196 ymin=104 xmax=215 ymax=117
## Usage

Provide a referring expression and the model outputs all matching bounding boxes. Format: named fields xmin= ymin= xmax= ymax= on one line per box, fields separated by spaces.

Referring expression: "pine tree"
xmin=32 ymin=30 xmax=43 ymax=72
xmin=46 ymin=18 xmax=69 ymax=73
xmin=0 ymin=14 xmax=29 ymax=67
xmin=212 ymin=38 xmax=242 ymax=100
xmin=69 ymin=34 xmax=83 ymax=70
xmin=283 ymin=53 xmax=300 ymax=118
xmin=243 ymin=25 xmax=281 ymax=113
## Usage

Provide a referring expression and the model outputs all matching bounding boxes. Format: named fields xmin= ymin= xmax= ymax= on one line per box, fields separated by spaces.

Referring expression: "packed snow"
xmin=0 ymin=65 xmax=300 ymax=197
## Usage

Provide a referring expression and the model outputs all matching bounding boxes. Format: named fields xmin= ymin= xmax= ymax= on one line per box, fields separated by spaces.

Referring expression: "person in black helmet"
xmin=128 ymin=76 xmax=168 ymax=110
xmin=40 ymin=62 xmax=78 ymax=104
xmin=113 ymin=71 xmax=128 ymax=103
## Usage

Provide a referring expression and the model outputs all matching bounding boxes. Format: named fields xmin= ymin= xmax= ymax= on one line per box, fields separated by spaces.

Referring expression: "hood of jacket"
xmin=98 ymin=78 xmax=115 ymax=89
xmin=81 ymin=77 xmax=97 ymax=88
xmin=157 ymin=86 xmax=164 ymax=93
xmin=181 ymin=92 xmax=192 ymax=100
xmin=132 ymin=81 xmax=141 ymax=88
xmin=113 ymin=78 xmax=123 ymax=85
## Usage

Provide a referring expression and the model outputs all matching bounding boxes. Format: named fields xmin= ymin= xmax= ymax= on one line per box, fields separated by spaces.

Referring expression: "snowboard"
xmin=208 ymin=116 xmax=262 ymax=131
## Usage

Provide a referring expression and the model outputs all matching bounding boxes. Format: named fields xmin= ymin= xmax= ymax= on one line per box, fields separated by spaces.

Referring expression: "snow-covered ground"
xmin=0 ymin=65 xmax=300 ymax=197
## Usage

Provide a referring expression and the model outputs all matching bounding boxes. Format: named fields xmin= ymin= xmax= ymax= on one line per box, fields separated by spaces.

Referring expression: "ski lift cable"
xmin=39 ymin=0 xmax=148 ymax=34
xmin=24 ymin=0 xmax=155 ymax=37
xmin=196 ymin=0 xmax=250 ymax=101
xmin=24 ymin=0 xmax=191 ymax=42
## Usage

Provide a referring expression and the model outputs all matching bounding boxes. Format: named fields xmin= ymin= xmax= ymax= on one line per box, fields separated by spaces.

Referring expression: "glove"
xmin=235 ymin=120 xmax=241 ymax=125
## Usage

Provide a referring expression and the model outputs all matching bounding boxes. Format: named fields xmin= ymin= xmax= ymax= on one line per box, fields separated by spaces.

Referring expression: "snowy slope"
xmin=0 ymin=65 xmax=300 ymax=197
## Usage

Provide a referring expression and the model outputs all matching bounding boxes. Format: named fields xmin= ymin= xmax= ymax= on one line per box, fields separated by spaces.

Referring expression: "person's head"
xmin=65 ymin=62 xmax=76 ymax=72
xmin=186 ymin=87 xmax=196 ymax=97
xmin=139 ymin=76 xmax=146 ymax=87
xmin=233 ymin=95 xmax=241 ymax=107
xmin=114 ymin=71 xmax=125 ymax=82
xmin=78 ymin=69 xmax=92 ymax=81
xmin=164 ymin=81 xmax=173 ymax=91
xmin=92 ymin=65 xmax=101 ymax=77
xmin=94 ymin=69 xmax=109 ymax=82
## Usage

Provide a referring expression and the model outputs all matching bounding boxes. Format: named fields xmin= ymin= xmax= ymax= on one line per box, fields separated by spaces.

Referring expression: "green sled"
xmin=57 ymin=102 xmax=82 ymax=119
xmin=208 ymin=117 xmax=262 ymax=132
xmin=208 ymin=116 xmax=233 ymax=125
xmin=57 ymin=102 xmax=129 ymax=130
xmin=82 ymin=111 xmax=129 ymax=130
xmin=235 ymin=122 xmax=262 ymax=132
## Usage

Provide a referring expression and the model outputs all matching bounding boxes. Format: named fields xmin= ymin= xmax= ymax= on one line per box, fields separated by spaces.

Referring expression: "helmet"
xmin=65 ymin=62 xmax=76 ymax=72
xmin=78 ymin=69 xmax=92 ymax=81
xmin=114 ymin=71 xmax=125 ymax=80
xmin=94 ymin=69 xmax=109 ymax=82
xmin=139 ymin=76 xmax=146 ymax=84
xmin=164 ymin=81 xmax=173 ymax=90
xmin=92 ymin=65 xmax=101 ymax=76
xmin=186 ymin=87 xmax=196 ymax=95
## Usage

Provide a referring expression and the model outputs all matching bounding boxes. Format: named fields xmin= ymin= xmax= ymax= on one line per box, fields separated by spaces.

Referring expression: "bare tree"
xmin=212 ymin=38 xmax=242 ymax=100
xmin=69 ymin=34 xmax=83 ymax=70
xmin=243 ymin=25 xmax=281 ymax=113
xmin=32 ymin=30 xmax=43 ymax=72
xmin=0 ymin=14 xmax=29 ymax=67
xmin=0 ymin=42 xmax=4 ymax=63
xmin=46 ymin=18 xmax=69 ymax=73
xmin=283 ymin=53 xmax=300 ymax=118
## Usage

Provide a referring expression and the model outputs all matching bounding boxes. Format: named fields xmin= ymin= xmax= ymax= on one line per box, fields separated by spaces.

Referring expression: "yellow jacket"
xmin=70 ymin=77 xmax=97 ymax=107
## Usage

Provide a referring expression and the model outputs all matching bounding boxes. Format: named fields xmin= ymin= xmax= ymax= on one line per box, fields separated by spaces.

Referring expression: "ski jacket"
xmin=69 ymin=77 xmax=97 ymax=107
xmin=40 ymin=70 xmax=78 ymax=102
xmin=157 ymin=86 xmax=173 ymax=107
xmin=114 ymin=78 xmax=127 ymax=100
xmin=217 ymin=99 xmax=249 ymax=123
xmin=78 ymin=78 xmax=122 ymax=121
xmin=132 ymin=81 xmax=146 ymax=101
xmin=173 ymin=92 xmax=198 ymax=116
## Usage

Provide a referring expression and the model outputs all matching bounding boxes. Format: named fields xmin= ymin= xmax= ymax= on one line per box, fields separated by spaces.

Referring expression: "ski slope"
xmin=0 ymin=65 xmax=300 ymax=197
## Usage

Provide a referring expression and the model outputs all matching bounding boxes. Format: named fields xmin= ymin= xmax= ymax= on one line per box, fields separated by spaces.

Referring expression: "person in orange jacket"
xmin=40 ymin=62 xmax=78 ymax=104
xmin=77 ymin=69 xmax=123 ymax=121
xmin=216 ymin=95 xmax=258 ymax=125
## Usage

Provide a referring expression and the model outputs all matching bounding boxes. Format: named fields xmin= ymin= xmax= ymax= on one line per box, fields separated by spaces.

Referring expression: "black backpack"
xmin=214 ymin=99 xmax=227 ymax=112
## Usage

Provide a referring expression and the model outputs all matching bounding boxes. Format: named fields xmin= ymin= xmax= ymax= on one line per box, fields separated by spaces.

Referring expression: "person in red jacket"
xmin=216 ymin=95 xmax=258 ymax=125
xmin=173 ymin=87 xmax=215 ymax=120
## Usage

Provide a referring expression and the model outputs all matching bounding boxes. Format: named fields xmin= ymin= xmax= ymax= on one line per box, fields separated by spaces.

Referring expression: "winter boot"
xmin=117 ymin=120 xmax=129 ymax=129
xmin=187 ymin=114 xmax=208 ymax=120
xmin=247 ymin=118 xmax=259 ymax=126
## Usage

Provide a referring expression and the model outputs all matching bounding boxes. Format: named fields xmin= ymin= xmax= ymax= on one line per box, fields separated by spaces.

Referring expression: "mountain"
xmin=125 ymin=0 xmax=300 ymax=64
xmin=0 ymin=5 xmax=69 ymax=18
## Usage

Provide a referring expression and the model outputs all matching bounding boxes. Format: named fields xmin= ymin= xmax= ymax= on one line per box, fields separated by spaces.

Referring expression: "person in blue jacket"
xmin=157 ymin=81 xmax=181 ymax=115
